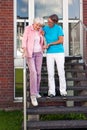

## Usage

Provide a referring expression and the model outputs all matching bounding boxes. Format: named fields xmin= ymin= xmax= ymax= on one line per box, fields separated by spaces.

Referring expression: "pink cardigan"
xmin=22 ymin=25 xmax=44 ymax=57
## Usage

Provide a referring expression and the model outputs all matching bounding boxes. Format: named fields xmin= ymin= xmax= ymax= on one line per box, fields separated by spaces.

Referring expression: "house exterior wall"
xmin=83 ymin=0 xmax=87 ymax=25
xmin=0 ymin=0 xmax=22 ymax=109
xmin=83 ymin=0 xmax=87 ymax=63
xmin=0 ymin=0 xmax=87 ymax=109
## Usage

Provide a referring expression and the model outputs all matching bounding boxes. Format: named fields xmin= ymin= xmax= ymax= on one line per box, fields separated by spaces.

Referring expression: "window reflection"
xmin=69 ymin=23 xmax=80 ymax=55
xmin=17 ymin=0 xmax=28 ymax=19
xmin=68 ymin=0 xmax=80 ymax=19
xmin=17 ymin=22 xmax=28 ymax=56
xmin=35 ymin=0 xmax=63 ymax=19
xmin=15 ymin=68 xmax=23 ymax=97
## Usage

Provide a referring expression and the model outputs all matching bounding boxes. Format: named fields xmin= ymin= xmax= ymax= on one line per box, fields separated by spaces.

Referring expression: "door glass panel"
xmin=17 ymin=22 xmax=28 ymax=57
xmin=35 ymin=0 xmax=63 ymax=20
xmin=69 ymin=23 xmax=80 ymax=55
xmin=14 ymin=21 xmax=28 ymax=67
xmin=15 ymin=68 xmax=23 ymax=97
xmin=68 ymin=0 xmax=80 ymax=20
xmin=17 ymin=22 xmax=24 ymax=57
xmin=17 ymin=0 xmax=28 ymax=19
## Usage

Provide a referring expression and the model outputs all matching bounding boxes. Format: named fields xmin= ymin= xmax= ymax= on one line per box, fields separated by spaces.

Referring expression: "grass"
xmin=0 ymin=110 xmax=23 ymax=130
xmin=0 ymin=69 xmax=23 ymax=130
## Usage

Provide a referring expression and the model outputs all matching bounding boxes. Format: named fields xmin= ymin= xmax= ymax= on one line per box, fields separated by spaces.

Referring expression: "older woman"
xmin=22 ymin=17 xmax=44 ymax=106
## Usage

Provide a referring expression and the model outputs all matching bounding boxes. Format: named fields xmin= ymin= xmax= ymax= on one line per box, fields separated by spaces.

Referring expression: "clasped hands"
xmin=43 ymin=44 xmax=50 ymax=49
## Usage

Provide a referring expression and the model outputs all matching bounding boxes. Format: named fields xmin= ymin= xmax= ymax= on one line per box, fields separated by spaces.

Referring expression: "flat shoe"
xmin=48 ymin=94 xmax=55 ymax=98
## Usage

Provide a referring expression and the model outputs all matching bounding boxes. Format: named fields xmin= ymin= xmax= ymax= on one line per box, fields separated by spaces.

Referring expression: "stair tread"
xmin=65 ymin=62 xmax=85 ymax=65
xmin=66 ymin=77 xmax=87 ymax=81
xmin=65 ymin=69 xmax=87 ymax=72
xmin=27 ymin=95 xmax=87 ymax=102
xmin=40 ymin=86 xmax=87 ymax=90
xmin=65 ymin=56 xmax=82 ymax=60
xmin=67 ymin=86 xmax=87 ymax=90
xmin=39 ymin=96 xmax=87 ymax=102
xmin=41 ymin=77 xmax=87 ymax=81
xmin=26 ymin=120 xmax=87 ymax=129
xmin=27 ymin=106 xmax=87 ymax=114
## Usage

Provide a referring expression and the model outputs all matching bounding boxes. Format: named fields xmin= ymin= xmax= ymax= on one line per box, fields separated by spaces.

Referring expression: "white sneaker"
xmin=30 ymin=96 xmax=38 ymax=106
xmin=60 ymin=91 xmax=67 ymax=96
xmin=36 ymin=94 xmax=41 ymax=98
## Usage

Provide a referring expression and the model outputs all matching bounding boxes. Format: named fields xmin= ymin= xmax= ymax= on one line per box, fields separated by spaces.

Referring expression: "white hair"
xmin=33 ymin=17 xmax=44 ymax=25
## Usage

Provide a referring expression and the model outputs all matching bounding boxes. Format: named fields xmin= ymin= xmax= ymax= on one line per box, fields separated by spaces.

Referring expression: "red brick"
xmin=0 ymin=0 xmax=22 ymax=109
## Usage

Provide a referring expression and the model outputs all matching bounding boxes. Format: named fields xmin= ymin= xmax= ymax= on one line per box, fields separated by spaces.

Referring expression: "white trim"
xmin=14 ymin=0 xmax=17 ymax=58
xmin=14 ymin=65 xmax=16 ymax=99
xmin=80 ymin=0 xmax=83 ymax=56
xmin=68 ymin=20 xmax=79 ymax=23
xmin=17 ymin=19 xmax=29 ymax=22
xmin=29 ymin=0 xmax=34 ymax=25
xmin=14 ymin=0 xmax=17 ymax=99
xmin=14 ymin=98 xmax=23 ymax=102
xmin=63 ymin=0 xmax=69 ymax=56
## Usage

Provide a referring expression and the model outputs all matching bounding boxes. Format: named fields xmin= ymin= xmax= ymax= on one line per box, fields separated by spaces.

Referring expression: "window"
xmin=69 ymin=23 xmax=80 ymax=55
xmin=35 ymin=0 xmax=63 ymax=19
xmin=68 ymin=0 xmax=80 ymax=55
xmin=68 ymin=0 xmax=80 ymax=20
xmin=17 ymin=0 xmax=28 ymax=19
xmin=14 ymin=0 xmax=29 ymax=99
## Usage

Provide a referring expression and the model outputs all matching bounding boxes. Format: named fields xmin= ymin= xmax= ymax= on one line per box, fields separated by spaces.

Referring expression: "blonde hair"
xmin=33 ymin=17 xmax=44 ymax=25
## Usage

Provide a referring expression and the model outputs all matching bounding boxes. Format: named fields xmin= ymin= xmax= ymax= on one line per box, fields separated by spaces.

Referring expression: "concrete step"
xmin=27 ymin=106 xmax=87 ymax=115
xmin=39 ymin=86 xmax=87 ymax=91
xmin=65 ymin=62 xmax=85 ymax=66
xmin=65 ymin=69 xmax=87 ymax=73
xmin=26 ymin=120 xmax=87 ymax=129
xmin=27 ymin=95 xmax=87 ymax=103
xmin=66 ymin=77 xmax=87 ymax=81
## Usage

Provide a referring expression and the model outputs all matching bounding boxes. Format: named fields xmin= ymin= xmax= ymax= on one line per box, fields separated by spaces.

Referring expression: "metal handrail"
xmin=71 ymin=20 xmax=87 ymax=65
xmin=71 ymin=20 xmax=87 ymax=31
xmin=80 ymin=20 xmax=87 ymax=65
xmin=23 ymin=20 xmax=27 ymax=130
xmin=23 ymin=58 xmax=27 ymax=130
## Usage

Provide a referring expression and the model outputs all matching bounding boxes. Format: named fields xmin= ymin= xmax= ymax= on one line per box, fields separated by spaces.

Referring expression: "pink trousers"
xmin=27 ymin=52 xmax=43 ymax=96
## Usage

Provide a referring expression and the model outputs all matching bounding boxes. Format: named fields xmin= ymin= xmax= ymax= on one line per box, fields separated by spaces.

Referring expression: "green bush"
xmin=40 ymin=113 xmax=87 ymax=121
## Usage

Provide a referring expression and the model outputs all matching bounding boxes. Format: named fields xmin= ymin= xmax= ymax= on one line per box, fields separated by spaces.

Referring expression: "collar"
xmin=31 ymin=25 xmax=34 ymax=31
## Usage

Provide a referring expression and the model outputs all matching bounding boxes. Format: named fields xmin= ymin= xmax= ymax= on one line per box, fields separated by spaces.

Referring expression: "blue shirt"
xmin=43 ymin=24 xmax=64 ymax=53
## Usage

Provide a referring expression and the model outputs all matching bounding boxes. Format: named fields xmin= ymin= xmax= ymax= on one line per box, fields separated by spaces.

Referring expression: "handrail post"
xmin=23 ymin=19 xmax=27 ymax=130
xmin=23 ymin=57 xmax=27 ymax=130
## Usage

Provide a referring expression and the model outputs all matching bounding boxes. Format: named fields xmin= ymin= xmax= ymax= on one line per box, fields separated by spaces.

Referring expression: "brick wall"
xmin=83 ymin=0 xmax=87 ymax=26
xmin=0 ymin=0 xmax=22 ymax=109
xmin=83 ymin=0 xmax=87 ymax=64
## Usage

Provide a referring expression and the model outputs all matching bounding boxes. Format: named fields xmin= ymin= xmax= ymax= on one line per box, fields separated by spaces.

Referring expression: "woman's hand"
xmin=40 ymin=30 xmax=44 ymax=36
xmin=43 ymin=44 xmax=50 ymax=50
xmin=22 ymin=48 xmax=27 ymax=57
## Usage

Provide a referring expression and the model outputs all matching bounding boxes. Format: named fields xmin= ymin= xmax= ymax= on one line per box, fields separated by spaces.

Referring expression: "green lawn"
xmin=0 ymin=110 xmax=23 ymax=130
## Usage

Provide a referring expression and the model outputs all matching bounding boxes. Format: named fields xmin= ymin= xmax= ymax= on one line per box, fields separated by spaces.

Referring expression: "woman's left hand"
xmin=40 ymin=30 xmax=44 ymax=36
xmin=43 ymin=44 xmax=50 ymax=49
